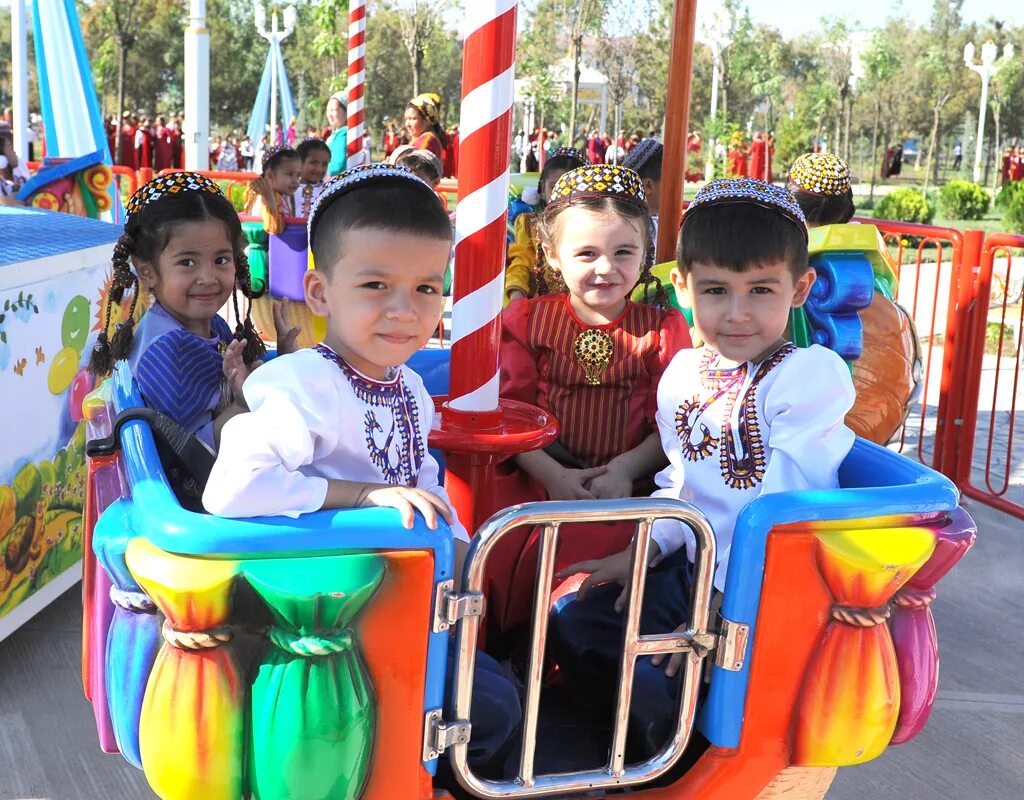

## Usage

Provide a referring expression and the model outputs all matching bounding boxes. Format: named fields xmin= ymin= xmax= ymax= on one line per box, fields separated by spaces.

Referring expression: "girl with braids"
xmin=504 ymin=146 xmax=589 ymax=302
xmin=88 ymin=172 xmax=293 ymax=448
xmin=488 ymin=165 xmax=691 ymax=645
xmin=246 ymin=145 xmax=302 ymax=234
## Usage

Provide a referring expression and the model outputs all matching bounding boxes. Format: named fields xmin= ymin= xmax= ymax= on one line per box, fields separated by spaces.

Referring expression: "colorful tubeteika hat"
xmin=547 ymin=164 xmax=647 ymax=209
xmin=262 ymin=144 xmax=296 ymax=168
xmin=683 ymin=177 xmax=808 ymax=240
xmin=787 ymin=152 xmax=851 ymax=196
xmin=125 ymin=171 xmax=223 ymax=217
xmin=307 ymin=162 xmax=435 ymax=242
xmin=623 ymin=138 xmax=663 ymax=174
xmin=549 ymin=147 xmax=590 ymax=166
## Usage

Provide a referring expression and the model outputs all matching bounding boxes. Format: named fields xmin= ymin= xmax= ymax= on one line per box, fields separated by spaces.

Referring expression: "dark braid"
xmin=231 ymin=246 xmax=266 ymax=365
xmin=634 ymin=261 xmax=669 ymax=308
xmin=88 ymin=233 xmax=140 ymax=375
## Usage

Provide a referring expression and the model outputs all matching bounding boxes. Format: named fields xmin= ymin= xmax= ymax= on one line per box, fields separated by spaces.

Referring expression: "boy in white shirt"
xmin=204 ymin=163 xmax=521 ymax=777
xmin=550 ymin=178 xmax=856 ymax=759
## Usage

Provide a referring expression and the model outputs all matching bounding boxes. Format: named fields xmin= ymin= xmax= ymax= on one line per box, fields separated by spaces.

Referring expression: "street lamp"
xmin=255 ymin=1 xmax=297 ymax=146
xmin=964 ymin=40 xmax=1015 ymax=184
xmin=698 ymin=4 xmax=732 ymax=180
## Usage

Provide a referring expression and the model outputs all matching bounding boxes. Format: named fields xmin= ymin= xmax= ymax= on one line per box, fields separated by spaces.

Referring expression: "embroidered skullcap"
xmin=623 ymin=139 xmax=663 ymax=174
xmin=262 ymin=144 xmax=296 ymax=167
xmin=684 ymin=177 xmax=807 ymax=240
xmin=547 ymin=164 xmax=647 ymax=209
xmin=125 ymin=171 xmax=223 ymax=218
xmin=549 ymin=147 xmax=590 ymax=166
xmin=788 ymin=152 xmax=851 ymax=197
xmin=307 ymin=162 xmax=435 ymax=242
xmin=409 ymin=93 xmax=442 ymax=127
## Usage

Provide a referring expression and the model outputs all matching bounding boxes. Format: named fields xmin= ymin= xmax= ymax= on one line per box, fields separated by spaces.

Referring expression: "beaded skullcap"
xmin=262 ymin=145 xmax=296 ymax=167
xmin=307 ymin=162 xmax=434 ymax=242
xmin=547 ymin=164 xmax=647 ymax=209
xmin=684 ymin=178 xmax=808 ymax=240
xmin=623 ymin=138 xmax=663 ymax=174
xmin=787 ymin=152 xmax=851 ymax=196
xmin=125 ymin=172 xmax=223 ymax=218
xmin=549 ymin=147 xmax=590 ymax=166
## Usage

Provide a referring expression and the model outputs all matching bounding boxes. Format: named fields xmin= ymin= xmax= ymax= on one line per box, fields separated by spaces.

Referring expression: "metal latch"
xmin=432 ymin=580 xmax=485 ymax=632
xmin=714 ymin=615 xmax=750 ymax=671
xmin=422 ymin=709 xmax=472 ymax=761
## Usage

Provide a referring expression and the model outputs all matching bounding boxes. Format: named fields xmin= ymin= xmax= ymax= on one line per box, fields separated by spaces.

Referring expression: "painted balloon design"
xmin=62 ymin=295 xmax=92 ymax=353
xmin=69 ymin=368 xmax=95 ymax=422
xmin=48 ymin=346 xmax=80 ymax=395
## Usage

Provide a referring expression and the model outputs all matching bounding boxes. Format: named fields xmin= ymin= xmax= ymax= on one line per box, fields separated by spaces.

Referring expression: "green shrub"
xmin=875 ymin=188 xmax=935 ymax=224
xmin=1005 ymin=191 xmax=1024 ymax=235
xmin=995 ymin=180 xmax=1024 ymax=211
xmin=937 ymin=180 xmax=990 ymax=220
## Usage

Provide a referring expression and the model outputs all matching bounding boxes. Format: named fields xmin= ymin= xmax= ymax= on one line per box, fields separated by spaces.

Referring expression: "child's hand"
xmin=651 ymin=623 xmax=689 ymax=677
xmin=250 ymin=176 xmax=273 ymax=199
xmin=223 ymin=339 xmax=261 ymax=401
xmin=272 ymin=298 xmax=302 ymax=354
xmin=557 ymin=548 xmax=633 ymax=608
xmin=544 ymin=464 xmax=608 ymax=501
xmin=360 ymin=486 xmax=455 ymax=530
xmin=508 ymin=290 xmax=527 ymax=302
xmin=585 ymin=462 xmax=634 ymax=500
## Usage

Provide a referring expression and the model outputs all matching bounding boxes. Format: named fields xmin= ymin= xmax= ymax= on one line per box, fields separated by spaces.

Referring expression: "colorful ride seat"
xmin=81 ymin=363 xmax=456 ymax=800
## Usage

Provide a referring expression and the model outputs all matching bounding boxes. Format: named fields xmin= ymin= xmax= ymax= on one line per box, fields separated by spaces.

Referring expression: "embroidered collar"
xmin=314 ymin=344 xmax=402 ymax=398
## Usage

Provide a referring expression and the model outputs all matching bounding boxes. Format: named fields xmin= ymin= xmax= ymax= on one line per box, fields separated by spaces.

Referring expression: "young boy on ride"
xmin=292 ymin=138 xmax=331 ymax=218
xmin=247 ymin=145 xmax=302 ymax=234
xmin=504 ymin=147 xmax=590 ymax=302
xmin=622 ymin=138 xmax=664 ymax=237
xmin=550 ymin=178 xmax=856 ymax=759
xmin=202 ymin=163 xmax=521 ymax=778
xmin=491 ymin=164 xmax=691 ymax=640
xmin=86 ymin=172 xmax=280 ymax=448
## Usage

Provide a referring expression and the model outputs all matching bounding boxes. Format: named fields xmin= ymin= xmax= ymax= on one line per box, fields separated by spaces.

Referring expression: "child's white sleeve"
xmin=203 ymin=358 xmax=338 ymax=518
xmin=760 ymin=346 xmax=856 ymax=496
xmin=649 ymin=356 xmax=691 ymax=563
xmin=413 ymin=382 xmax=470 ymax=542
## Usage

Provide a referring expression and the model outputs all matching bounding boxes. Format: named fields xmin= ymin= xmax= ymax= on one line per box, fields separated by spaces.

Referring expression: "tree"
xmin=395 ymin=0 xmax=450 ymax=98
xmin=562 ymin=0 xmax=606 ymax=144
xmin=105 ymin=0 xmax=143 ymax=162
xmin=989 ymin=41 xmax=1023 ymax=188
xmin=860 ymin=30 xmax=899 ymax=202
xmin=595 ymin=1 xmax=642 ymax=148
xmin=918 ymin=0 xmax=966 ymax=193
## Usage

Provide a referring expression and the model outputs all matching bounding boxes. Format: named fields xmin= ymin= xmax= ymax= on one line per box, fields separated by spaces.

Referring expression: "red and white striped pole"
xmin=346 ymin=0 xmax=367 ymax=169
xmin=440 ymin=0 xmax=519 ymax=532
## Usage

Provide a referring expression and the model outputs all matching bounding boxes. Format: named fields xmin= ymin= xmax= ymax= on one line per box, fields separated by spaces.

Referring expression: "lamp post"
xmin=698 ymin=5 xmax=731 ymax=181
xmin=964 ymin=40 xmax=1014 ymax=184
xmin=255 ymin=1 xmax=297 ymax=146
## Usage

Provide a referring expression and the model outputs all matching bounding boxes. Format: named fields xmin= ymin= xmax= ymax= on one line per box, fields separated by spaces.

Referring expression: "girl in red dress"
xmin=489 ymin=164 xmax=692 ymax=645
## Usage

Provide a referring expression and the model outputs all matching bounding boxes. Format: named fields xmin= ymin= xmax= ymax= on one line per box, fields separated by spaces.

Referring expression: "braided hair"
xmin=88 ymin=189 xmax=266 ymax=376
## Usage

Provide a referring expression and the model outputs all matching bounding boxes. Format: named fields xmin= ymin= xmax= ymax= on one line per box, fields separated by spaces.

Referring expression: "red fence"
xmin=855 ymin=217 xmax=1023 ymax=520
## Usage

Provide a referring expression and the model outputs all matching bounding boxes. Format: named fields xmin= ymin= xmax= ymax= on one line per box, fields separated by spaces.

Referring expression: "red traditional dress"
xmin=411 ymin=131 xmax=444 ymax=161
xmin=728 ymin=143 xmax=749 ymax=178
xmin=155 ymin=126 xmax=174 ymax=171
xmin=1011 ymin=153 xmax=1024 ymax=183
xmin=750 ymin=138 xmax=767 ymax=182
xmin=487 ymin=294 xmax=691 ymax=638
xmin=119 ymin=123 xmax=137 ymax=169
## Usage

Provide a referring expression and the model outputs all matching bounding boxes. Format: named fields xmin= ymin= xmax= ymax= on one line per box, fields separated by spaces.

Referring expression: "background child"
xmin=394 ymin=148 xmax=443 ymax=189
xmin=203 ymin=164 xmax=521 ymax=779
xmin=293 ymin=138 xmax=331 ymax=218
xmin=504 ymin=147 xmax=590 ymax=302
xmin=490 ymin=164 xmax=691 ymax=640
xmin=86 ymin=172 xmax=268 ymax=448
xmin=550 ymin=178 xmax=856 ymax=761
xmin=247 ymin=145 xmax=301 ymax=234
xmin=786 ymin=151 xmax=855 ymax=225
xmin=623 ymin=138 xmax=664 ymax=237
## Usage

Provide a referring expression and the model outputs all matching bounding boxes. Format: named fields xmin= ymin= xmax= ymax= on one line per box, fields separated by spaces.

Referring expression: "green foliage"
xmin=937 ymin=180 xmax=990 ymax=220
xmin=1005 ymin=191 xmax=1024 ymax=235
xmin=875 ymin=188 xmax=935 ymax=224
xmin=995 ymin=180 xmax=1024 ymax=211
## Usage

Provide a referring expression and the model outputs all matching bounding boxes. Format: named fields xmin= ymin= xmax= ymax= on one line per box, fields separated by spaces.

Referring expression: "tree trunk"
xmin=992 ymin=110 xmax=1001 ymax=190
xmin=412 ymin=43 xmax=421 ymax=98
xmin=868 ymin=98 xmax=880 ymax=204
xmin=843 ymin=97 xmax=853 ymax=163
xmin=568 ymin=37 xmax=582 ymax=147
xmin=116 ymin=36 xmax=127 ymax=164
xmin=922 ymin=105 xmax=941 ymax=194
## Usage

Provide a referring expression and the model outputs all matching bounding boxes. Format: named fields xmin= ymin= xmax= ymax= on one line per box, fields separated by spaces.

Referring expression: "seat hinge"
xmin=422 ymin=709 xmax=472 ymax=761
xmin=714 ymin=615 xmax=750 ymax=672
xmin=431 ymin=580 xmax=485 ymax=633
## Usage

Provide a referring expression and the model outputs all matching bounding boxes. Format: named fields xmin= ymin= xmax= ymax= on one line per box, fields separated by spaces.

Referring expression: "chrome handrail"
xmin=449 ymin=497 xmax=717 ymax=798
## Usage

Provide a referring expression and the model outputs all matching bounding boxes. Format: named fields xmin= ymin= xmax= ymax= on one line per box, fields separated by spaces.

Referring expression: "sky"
xmin=743 ymin=0 xmax=1024 ymax=38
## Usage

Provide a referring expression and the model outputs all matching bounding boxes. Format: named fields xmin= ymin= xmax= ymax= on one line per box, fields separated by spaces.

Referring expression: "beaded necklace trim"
xmin=314 ymin=344 xmax=425 ymax=484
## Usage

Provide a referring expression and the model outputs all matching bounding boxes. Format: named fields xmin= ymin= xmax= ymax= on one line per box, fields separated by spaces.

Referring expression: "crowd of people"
xmin=1002 ymin=145 xmax=1024 ymax=185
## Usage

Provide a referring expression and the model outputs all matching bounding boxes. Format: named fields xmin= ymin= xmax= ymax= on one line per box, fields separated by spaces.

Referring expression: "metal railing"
xmin=956 ymin=233 xmax=1024 ymax=519
xmin=448 ymin=498 xmax=717 ymax=798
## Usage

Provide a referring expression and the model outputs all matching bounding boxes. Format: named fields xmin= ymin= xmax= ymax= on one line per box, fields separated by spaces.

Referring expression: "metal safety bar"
xmin=448 ymin=498 xmax=717 ymax=798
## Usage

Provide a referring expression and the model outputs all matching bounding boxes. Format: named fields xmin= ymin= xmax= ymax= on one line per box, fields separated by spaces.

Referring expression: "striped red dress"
xmin=488 ymin=293 xmax=691 ymax=638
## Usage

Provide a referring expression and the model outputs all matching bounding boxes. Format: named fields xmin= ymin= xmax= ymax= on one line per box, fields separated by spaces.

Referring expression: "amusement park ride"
xmin=3 ymin=1 xmax=982 ymax=799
